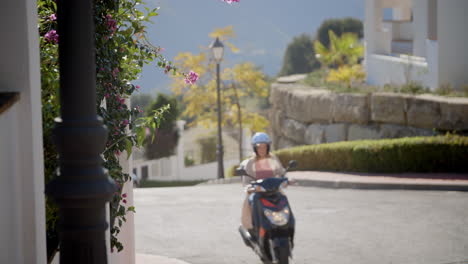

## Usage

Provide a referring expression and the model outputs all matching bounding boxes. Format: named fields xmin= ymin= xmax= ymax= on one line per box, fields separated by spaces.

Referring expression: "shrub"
xmin=227 ymin=136 xmax=468 ymax=175
xmin=274 ymin=135 xmax=468 ymax=173
xmin=326 ymin=65 xmax=366 ymax=90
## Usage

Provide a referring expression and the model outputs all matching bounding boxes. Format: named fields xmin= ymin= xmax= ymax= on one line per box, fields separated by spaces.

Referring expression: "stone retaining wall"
xmin=270 ymin=82 xmax=468 ymax=149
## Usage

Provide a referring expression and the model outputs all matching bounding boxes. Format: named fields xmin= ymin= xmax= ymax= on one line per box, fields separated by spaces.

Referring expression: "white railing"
xmin=133 ymin=158 xmax=240 ymax=181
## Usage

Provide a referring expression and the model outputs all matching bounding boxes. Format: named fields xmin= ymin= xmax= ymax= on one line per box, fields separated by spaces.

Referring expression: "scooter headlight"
xmin=263 ymin=206 xmax=290 ymax=226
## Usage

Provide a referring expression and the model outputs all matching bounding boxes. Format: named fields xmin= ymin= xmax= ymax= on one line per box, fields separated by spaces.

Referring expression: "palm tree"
xmin=314 ymin=30 xmax=363 ymax=68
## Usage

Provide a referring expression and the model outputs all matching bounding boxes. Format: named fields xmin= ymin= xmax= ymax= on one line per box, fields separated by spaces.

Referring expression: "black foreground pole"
xmin=46 ymin=0 xmax=116 ymax=263
xmin=216 ymin=62 xmax=225 ymax=179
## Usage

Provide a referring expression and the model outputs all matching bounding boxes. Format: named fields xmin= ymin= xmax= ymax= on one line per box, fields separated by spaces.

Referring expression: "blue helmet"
xmin=251 ymin=132 xmax=271 ymax=146
xmin=251 ymin=132 xmax=271 ymax=155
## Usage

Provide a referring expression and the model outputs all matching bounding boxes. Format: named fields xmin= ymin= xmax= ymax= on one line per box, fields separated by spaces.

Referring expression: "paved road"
xmin=134 ymin=184 xmax=468 ymax=264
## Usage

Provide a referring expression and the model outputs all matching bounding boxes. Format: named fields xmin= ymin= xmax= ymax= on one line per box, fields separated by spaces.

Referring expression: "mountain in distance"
xmin=132 ymin=0 xmax=364 ymax=95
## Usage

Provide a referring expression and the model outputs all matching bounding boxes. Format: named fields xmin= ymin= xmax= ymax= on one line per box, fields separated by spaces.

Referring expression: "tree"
xmin=316 ymin=17 xmax=363 ymax=48
xmin=279 ymin=34 xmax=320 ymax=76
xmin=144 ymin=93 xmax=180 ymax=160
xmin=171 ymin=26 xmax=270 ymax=162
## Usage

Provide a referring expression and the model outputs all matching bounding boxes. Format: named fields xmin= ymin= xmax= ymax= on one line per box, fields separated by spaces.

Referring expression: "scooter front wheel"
xmin=275 ymin=245 xmax=289 ymax=264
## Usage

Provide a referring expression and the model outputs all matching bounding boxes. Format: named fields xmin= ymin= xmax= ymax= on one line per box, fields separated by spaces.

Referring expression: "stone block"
xmin=324 ymin=124 xmax=348 ymax=143
xmin=270 ymin=109 xmax=285 ymax=137
xmin=371 ymin=93 xmax=408 ymax=125
xmin=379 ymin=124 xmax=433 ymax=139
xmin=438 ymin=98 xmax=468 ymax=130
xmin=285 ymin=89 xmax=335 ymax=123
xmin=269 ymin=83 xmax=288 ymax=109
xmin=304 ymin=124 xmax=325 ymax=145
xmin=348 ymin=124 xmax=380 ymax=141
xmin=277 ymin=136 xmax=298 ymax=150
xmin=333 ymin=93 xmax=370 ymax=124
xmin=281 ymin=118 xmax=306 ymax=143
xmin=406 ymin=95 xmax=441 ymax=129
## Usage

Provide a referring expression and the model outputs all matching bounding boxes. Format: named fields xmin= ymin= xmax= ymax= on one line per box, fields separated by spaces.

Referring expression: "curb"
xmin=200 ymin=176 xmax=243 ymax=185
xmin=136 ymin=253 xmax=191 ymax=264
xmin=292 ymin=178 xmax=468 ymax=191
xmin=200 ymin=174 xmax=468 ymax=192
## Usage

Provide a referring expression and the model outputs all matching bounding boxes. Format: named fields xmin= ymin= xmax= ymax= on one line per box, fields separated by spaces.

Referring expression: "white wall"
xmin=110 ymin=99 xmax=136 ymax=264
xmin=0 ymin=0 xmax=46 ymax=263
xmin=437 ymin=0 xmax=468 ymax=90
xmin=366 ymin=54 xmax=431 ymax=87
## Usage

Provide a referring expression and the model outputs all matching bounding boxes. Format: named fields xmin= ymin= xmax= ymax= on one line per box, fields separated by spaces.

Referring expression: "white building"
xmin=364 ymin=0 xmax=468 ymax=91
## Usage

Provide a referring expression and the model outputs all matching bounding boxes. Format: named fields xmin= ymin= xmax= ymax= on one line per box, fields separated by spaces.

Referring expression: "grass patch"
xmin=302 ymin=68 xmax=377 ymax=93
xmin=138 ymin=180 xmax=206 ymax=188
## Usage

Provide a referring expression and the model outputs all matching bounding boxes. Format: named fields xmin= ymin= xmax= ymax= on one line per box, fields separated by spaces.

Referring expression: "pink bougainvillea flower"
xmin=122 ymin=193 xmax=127 ymax=198
xmin=105 ymin=14 xmax=117 ymax=36
xmin=49 ymin=14 xmax=57 ymax=21
xmin=135 ymin=85 xmax=140 ymax=89
xmin=44 ymin=30 xmax=59 ymax=44
xmin=164 ymin=65 xmax=172 ymax=74
xmin=122 ymin=119 xmax=129 ymax=126
xmin=122 ymin=199 xmax=127 ymax=204
xmin=116 ymin=95 xmax=125 ymax=105
xmin=184 ymin=71 xmax=199 ymax=85
xmin=135 ymin=106 xmax=143 ymax=113
xmin=112 ymin=67 xmax=120 ymax=78
xmin=104 ymin=93 xmax=110 ymax=98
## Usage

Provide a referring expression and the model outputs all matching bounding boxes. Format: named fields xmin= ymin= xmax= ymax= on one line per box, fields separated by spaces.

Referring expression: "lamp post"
xmin=46 ymin=0 xmax=116 ymax=262
xmin=210 ymin=37 xmax=225 ymax=179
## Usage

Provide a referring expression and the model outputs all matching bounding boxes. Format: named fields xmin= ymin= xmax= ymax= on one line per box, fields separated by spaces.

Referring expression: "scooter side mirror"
xmin=287 ymin=160 xmax=297 ymax=170
xmin=235 ymin=167 xmax=247 ymax=176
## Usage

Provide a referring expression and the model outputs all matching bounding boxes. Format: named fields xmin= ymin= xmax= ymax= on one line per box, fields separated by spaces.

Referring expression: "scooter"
xmin=236 ymin=160 xmax=297 ymax=264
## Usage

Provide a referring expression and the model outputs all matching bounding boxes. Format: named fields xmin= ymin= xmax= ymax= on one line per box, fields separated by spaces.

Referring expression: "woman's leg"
xmin=241 ymin=194 xmax=253 ymax=229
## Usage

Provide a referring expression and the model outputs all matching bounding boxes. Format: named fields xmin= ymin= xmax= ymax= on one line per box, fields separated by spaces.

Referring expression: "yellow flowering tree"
xmin=171 ymin=26 xmax=269 ymax=161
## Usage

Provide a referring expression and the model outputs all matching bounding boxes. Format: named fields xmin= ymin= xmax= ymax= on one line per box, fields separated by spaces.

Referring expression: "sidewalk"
xmin=204 ymin=171 xmax=468 ymax=191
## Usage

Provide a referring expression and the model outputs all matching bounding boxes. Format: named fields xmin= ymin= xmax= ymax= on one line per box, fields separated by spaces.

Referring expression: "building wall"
xmin=437 ymin=0 xmax=468 ymax=90
xmin=412 ymin=0 xmax=428 ymax=57
xmin=0 ymin=106 xmax=23 ymax=263
xmin=0 ymin=0 xmax=46 ymax=263
xmin=365 ymin=0 xmax=454 ymax=91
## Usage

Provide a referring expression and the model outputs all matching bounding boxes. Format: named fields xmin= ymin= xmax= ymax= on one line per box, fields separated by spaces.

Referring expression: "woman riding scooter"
xmin=240 ymin=132 xmax=285 ymax=233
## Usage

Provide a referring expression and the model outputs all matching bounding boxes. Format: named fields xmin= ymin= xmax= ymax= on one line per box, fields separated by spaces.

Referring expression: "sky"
xmin=132 ymin=0 xmax=364 ymax=95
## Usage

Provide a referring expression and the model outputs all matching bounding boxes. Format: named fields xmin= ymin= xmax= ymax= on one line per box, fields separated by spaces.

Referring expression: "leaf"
xmin=136 ymin=126 xmax=146 ymax=146
xmin=124 ymin=138 xmax=133 ymax=158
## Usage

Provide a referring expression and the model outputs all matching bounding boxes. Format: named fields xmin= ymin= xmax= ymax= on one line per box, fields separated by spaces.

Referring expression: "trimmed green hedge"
xmin=227 ymin=135 xmax=468 ymax=176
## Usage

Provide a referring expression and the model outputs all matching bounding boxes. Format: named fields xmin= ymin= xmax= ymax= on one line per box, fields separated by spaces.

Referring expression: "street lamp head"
xmin=209 ymin=37 xmax=224 ymax=63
